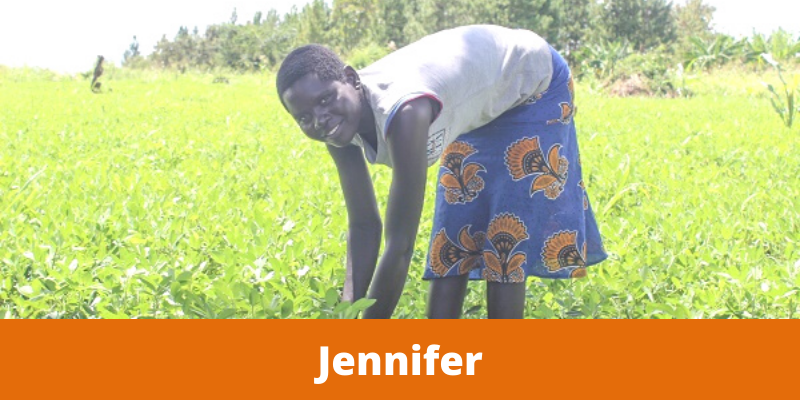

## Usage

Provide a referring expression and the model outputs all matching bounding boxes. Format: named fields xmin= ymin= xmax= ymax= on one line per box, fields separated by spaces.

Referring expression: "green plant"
xmin=762 ymin=53 xmax=799 ymax=128
xmin=684 ymin=35 xmax=742 ymax=71
xmin=580 ymin=40 xmax=632 ymax=79
xmin=613 ymin=47 xmax=689 ymax=97
xmin=746 ymin=30 xmax=800 ymax=66
xmin=2 ymin=67 xmax=799 ymax=319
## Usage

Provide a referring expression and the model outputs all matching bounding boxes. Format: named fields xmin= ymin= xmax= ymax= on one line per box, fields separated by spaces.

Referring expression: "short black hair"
xmin=276 ymin=44 xmax=346 ymax=106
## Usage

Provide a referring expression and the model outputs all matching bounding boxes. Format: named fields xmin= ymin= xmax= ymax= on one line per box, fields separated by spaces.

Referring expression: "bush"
xmin=345 ymin=43 xmax=392 ymax=70
xmin=580 ymin=45 xmax=689 ymax=97
xmin=615 ymin=47 xmax=686 ymax=96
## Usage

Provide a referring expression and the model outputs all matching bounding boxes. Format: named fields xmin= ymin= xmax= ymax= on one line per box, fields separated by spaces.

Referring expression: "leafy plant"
xmin=613 ymin=47 xmax=689 ymax=97
xmin=684 ymin=34 xmax=742 ymax=71
xmin=746 ymin=30 xmax=800 ymax=66
xmin=580 ymin=40 xmax=632 ymax=79
xmin=762 ymin=53 xmax=799 ymax=128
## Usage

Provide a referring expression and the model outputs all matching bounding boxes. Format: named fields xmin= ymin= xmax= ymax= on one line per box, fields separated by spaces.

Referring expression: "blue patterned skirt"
xmin=423 ymin=47 xmax=607 ymax=282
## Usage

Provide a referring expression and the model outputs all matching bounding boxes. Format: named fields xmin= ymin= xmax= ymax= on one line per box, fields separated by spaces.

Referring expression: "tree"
xmin=230 ymin=8 xmax=238 ymax=24
xmin=551 ymin=0 xmax=601 ymax=61
xmin=673 ymin=0 xmax=715 ymax=47
xmin=331 ymin=0 xmax=381 ymax=51
xmin=298 ymin=0 xmax=332 ymax=46
xmin=122 ymin=36 xmax=141 ymax=66
xmin=378 ymin=0 xmax=407 ymax=46
xmin=133 ymin=0 xmax=696 ymax=73
xmin=599 ymin=0 xmax=676 ymax=52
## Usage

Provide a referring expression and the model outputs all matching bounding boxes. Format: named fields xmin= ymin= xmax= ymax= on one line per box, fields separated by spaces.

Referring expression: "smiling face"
xmin=281 ymin=68 xmax=364 ymax=147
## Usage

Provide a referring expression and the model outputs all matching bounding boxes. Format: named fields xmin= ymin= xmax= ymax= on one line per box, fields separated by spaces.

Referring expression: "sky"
xmin=1 ymin=0 xmax=798 ymax=73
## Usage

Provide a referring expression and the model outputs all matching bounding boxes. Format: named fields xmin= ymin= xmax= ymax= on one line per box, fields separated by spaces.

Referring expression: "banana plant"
xmin=747 ymin=30 xmax=800 ymax=66
xmin=684 ymin=35 xmax=742 ymax=71
xmin=581 ymin=39 xmax=631 ymax=78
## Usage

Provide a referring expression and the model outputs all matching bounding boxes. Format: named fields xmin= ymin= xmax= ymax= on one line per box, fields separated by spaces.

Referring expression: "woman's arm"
xmin=362 ymin=97 xmax=433 ymax=319
xmin=327 ymin=144 xmax=382 ymax=302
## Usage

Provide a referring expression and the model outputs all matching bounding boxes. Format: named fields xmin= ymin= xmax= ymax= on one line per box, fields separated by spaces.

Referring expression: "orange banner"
xmin=2 ymin=321 xmax=797 ymax=399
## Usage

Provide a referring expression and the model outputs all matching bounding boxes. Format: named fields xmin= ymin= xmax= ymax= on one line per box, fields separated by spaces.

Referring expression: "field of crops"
xmin=1 ymin=66 xmax=798 ymax=318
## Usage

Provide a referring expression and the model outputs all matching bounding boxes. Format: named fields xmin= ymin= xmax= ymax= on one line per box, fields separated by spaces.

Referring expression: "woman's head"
xmin=277 ymin=45 xmax=365 ymax=147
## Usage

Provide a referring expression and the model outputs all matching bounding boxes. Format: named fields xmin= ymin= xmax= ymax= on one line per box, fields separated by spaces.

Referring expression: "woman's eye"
xmin=321 ymin=94 xmax=333 ymax=105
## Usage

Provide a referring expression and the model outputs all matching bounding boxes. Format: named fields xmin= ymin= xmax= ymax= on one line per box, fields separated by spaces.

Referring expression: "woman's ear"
xmin=344 ymin=66 xmax=361 ymax=89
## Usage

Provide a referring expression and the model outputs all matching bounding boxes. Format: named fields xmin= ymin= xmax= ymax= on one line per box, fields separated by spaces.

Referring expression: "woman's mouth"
xmin=324 ymin=123 xmax=341 ymax=140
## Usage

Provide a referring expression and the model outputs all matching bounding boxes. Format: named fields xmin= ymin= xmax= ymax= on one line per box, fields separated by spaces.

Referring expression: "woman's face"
xmin=281 ymin=68 xmax=363 ymax=147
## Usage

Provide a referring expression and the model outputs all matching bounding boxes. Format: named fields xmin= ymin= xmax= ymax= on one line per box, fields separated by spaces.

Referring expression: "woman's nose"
xmin=314 ymin=113 xmax=330 ymax=130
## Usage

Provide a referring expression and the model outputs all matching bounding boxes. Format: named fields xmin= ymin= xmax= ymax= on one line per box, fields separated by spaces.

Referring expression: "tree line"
xmin=122 ymin=0 xmax=799 ymax=96
xmin=124 ymin=0 xmax=712 ymax=70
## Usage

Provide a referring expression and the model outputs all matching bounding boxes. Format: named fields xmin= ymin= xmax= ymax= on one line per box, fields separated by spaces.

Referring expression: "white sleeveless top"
xmin=351 ymin=25 xmax=553 ymax=167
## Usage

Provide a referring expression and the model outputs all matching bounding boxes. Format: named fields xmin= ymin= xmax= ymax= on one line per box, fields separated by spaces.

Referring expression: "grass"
xmin=0 ymin=66 xmax=798 ymax=318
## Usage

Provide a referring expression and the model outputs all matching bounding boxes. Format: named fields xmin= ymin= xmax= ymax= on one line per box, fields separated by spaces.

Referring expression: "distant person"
xmin=276 ymin=25 xmax=607 ymax=319
xmin=91 ymin=55 xmax=104 ymax=92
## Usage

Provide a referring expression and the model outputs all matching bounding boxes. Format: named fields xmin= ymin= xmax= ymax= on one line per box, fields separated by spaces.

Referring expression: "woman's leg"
xmin=427 ymin=274 xmax=469 ymax=319
xmin=487 ymin=282 xmax=526 ymax=319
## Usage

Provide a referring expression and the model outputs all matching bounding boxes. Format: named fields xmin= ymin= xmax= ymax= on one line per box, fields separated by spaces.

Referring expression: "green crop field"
xmin=1 ymin=66 xmax=798 ymax=318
